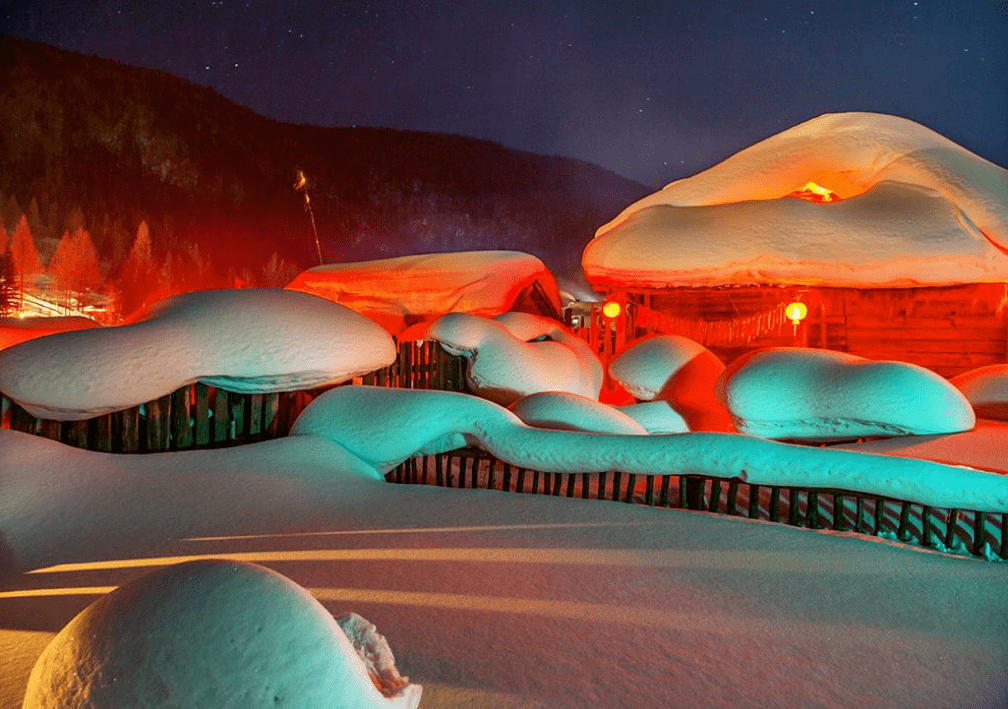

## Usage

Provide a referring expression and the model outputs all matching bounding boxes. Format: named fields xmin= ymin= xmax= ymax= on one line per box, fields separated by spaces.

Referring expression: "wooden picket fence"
xmin=0 ymin=340 xmax=467 ymax=452
xmin=387 ymin=447 xmax=1008 ymax=562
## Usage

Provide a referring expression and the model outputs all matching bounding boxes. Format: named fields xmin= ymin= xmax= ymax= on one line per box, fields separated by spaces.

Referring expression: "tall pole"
xmin=294 ymin=171 xmax=324 ymax=266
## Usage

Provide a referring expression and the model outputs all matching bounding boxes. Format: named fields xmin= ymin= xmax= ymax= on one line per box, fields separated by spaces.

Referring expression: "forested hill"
xmin=0 ymin=35 xmax=649 ymax=291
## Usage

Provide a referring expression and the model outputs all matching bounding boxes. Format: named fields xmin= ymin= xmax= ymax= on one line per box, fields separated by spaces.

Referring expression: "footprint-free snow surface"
xmin=0 ymin=289 xmax=396 ymax=420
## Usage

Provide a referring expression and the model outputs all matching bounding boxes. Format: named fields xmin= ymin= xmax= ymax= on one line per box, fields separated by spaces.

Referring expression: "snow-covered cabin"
xmin=582 ymin=113 xmax=1008 ymax=377
xmin=286 ymin=250 xmax=563 ymax=337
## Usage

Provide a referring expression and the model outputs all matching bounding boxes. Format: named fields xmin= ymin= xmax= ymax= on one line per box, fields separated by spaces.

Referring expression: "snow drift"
xmin=21 ymin=559 xmax=420 ymax=709
xmin=609 ymin=335 xmax=734 ymax=432
xmin=286 ymin=250 xmax=562 ymax=335
xmin=0 ymin=316 xmax=99 ymax=352
xmin=511 ymin=392 xmax=647 ymax=435
xmin=0 ymin=289 xmax=396 ymax=421
xmin=583 ymin=112 xmax=1008 ymax=289
xmin=951 ymin=364 xmax=1008 ymax=421
xmin=717 ymin=348 xmax=976 ymax=441
xmin=290 ymin=385 xmax=1008 ymax=512
xmin=424 ymin=312 xmax=602 ymax=405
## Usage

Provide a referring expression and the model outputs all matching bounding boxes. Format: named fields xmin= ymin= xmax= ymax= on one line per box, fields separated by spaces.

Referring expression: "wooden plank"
xmin=1000 ymin=514 xmax=1008 ymax=561
xmin=171 ymin=386 xmax=192 ymax=449
xmin=39 ymin=419 xmax=61 ymax=441
xmin=436 ymin=455 xmax=445 ymax=487
xmin=261 ymin=393 xmax=278 ymax=439
xmin=194 ymin=383 xmax=210 ymax=445
xmin=470 ymin=456 xmax=479 ymax=488
xmin=832 ymin=493 xmax=844 ymax=531
xmin=921 ymin=505 xmax=933 ymax=547
xmin=565 ymin=473 xmax=575 ymax=497
xmin=612 ymin=472 xmax=622 ymax=502
xmin=806 ymin=491 xmax=821 ymax=529
xmin=788 ymin=488 xmax=800 ymax=525
xmin=748 ymin=484 xmax=759 ymax=519
xmin=487 ymin=459 xmax=496 ymax=490
xmin=768 ymin=487 xmax=780 ymax=522
xmin=945 ymin=509 xmax=959 ymax=549
xmin=708 ymin=479 xmax=719 ymax=512
xmin=876 ymin=499 xmax=888 ymax=536
xmin=10 ymin=401 xmax=36 ymax=434
xmin=582 ymin=472 xmax=590 ymax=499
xmin=644 ymin=475 xmax=654 ymax=506
xmin=660 ymin=476 xmax=671 ymax=507
xmin=65 ymin=420 xmax=88 ymax=449
xmin=897 ymin=502 xmax=912 ymax=541
xmin=854 ymin=497 xmax=865 ymax=533
xmin=145 ymin=398 xmax=163 ymax=452
xmin=597 ymin=472 xmax=607 ymax=500
xmin=214 ymin=389 xmax=230 ymax=444
xmin=121 ymin=407 xmax=140 ymax=452
xmin=972 ymin=511 xmax=986 ymax=556
xmin=516 ymin=466 xmax=525 ymax=493
xmin=93 ymin=414 xmax=113 ymax=453
xmin=242 ymin=394 xmax=254 ymax=440
xmin=725 ymin=479 xmax=738 ymax=515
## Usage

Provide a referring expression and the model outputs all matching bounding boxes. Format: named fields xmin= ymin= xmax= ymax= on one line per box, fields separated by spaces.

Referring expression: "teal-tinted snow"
xmin=716 ymin=348 xmax=975 ymax=441
xmin=617 ymin=400 xmax=690 ymax=433
xmin=511 ymin=392 xmax=647 ymax=434
xmin=425 ymin=311 xmax=602 ymax=405
xmin=22 ymin=559 xmax=420 ymax=709
xmin=0 ymin=289 xmax=396 ymax=421
xmin=290 ymin=386 xmax=1007 ymax=512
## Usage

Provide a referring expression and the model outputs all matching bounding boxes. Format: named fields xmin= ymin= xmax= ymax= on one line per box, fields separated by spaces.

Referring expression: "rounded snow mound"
xmin=609 ymin=335 xmax=733 ymax=432
xmin=511 ymin=392 xmax=647 ymax=434
xmin=22 ymin=559 xmax=421 ymax=709
xmin=717 ymin=348 xmax=975 ymax=441
xmin=951 ymin=364 xmax=1008 ymax=420
xmin=426 ymin=311 xmax=602 ymax=405
xmin=0 ymin=289 xmax=396 ymax=421
xmin=617 ymin=401 xmax=690 ymax=434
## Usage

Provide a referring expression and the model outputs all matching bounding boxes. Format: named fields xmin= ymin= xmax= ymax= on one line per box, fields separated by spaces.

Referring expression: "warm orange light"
xmin=602 ymin=301 xmax=621 ymax=318
xmin=788 ymin=180 xmax=838 ymax=203
xmin=785 ymin=302 xmax=808 ymax=325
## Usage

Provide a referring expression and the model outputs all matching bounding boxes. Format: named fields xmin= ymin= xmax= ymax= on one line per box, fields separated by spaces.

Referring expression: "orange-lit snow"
xmin=285 ymin=251 xmax=562 ymax=335
xmin=0 ymin=316 xmax=98 ymax=352
xmin=583 ymin=112 xmax=1008 ymax=288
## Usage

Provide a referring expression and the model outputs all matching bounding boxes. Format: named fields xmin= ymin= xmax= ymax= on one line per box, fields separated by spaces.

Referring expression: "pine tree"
xmin=118 ymin=221 xmax=155 ymax=316
xmin=9 ymin=215 xmax=43 ymax=307
xmin=0 ymin=247 xmax=15 ymax=317
xmin=49 ymin=226 xmax=103 ymax=312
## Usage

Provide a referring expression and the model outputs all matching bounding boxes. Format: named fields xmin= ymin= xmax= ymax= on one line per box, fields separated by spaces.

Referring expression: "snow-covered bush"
xmin=717 ymin=348 xmax=975 ymax=441
xmin=951 ymin=364 xmax=1008 ymax=420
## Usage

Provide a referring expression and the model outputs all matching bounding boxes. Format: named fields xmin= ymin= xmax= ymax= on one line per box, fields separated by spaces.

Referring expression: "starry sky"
xmin=4 ymin=0 xmax=1006 ymax=185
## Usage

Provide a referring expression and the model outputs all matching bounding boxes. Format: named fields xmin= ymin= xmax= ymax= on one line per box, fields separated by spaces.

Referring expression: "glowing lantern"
xmin=786 ymin=301 xmax=808 ymax=325
xmin=602 ymin=301 xmax=621 ymax=319
xmin=788 ymin=180 xmax=838 ymax=203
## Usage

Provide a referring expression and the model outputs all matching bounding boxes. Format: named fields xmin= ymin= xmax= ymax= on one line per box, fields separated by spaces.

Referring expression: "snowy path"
xmin=3 ymin=479 xmax=1006 ymax=709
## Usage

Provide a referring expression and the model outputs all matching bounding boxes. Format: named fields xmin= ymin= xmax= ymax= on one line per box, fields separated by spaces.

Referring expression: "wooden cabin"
xmin=586 ymin=283 xmax=1008 ymax=378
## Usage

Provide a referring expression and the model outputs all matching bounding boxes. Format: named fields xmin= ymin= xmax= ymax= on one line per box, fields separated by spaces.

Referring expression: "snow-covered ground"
xmin=2 ymin=425 xmax=1006 ymax=709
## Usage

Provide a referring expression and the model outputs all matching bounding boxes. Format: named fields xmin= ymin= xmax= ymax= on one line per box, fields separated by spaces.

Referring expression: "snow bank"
xmin=951 ymin=364 xmax=1008 ymax=420
xmin=286 ymin=251 xmax=562 ymax=336
xmin=0 ymin=289 xmax=396 ymax=421
xmin=22 ymin=559 xmax=420 ymax=709
xmin=584 ymin=112 xmax=1008 ymax=288
xmin=290 ymin=385 xmax=1008 ymax=512
xmin=609 ymin=335 xmax=733 ymax=432
xmin=617 ymin=401 xmax=689 ymax=434
xmin=424 ymin=312 xmax=602 ymax=405
xmin=0 ymin=316 xmax=98 ymax=352
xmin=511 ymin=392 xmax=647 ymax=435
xmin=716 ymin=348 xmax=975 ymax=441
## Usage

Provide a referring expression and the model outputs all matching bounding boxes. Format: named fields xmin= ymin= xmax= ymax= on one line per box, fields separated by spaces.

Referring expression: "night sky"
xmin=4 ymin=0 xmax=1006 ymax=185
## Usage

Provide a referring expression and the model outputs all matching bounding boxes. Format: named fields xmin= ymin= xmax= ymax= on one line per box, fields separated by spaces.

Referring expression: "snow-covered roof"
xmin=583 ymin=112 xmax=1008 ymax=289
xmin=0 ymin=289 xmax=396 ymax=421
xmin=286 ymin=250 xmax=563 ymax=335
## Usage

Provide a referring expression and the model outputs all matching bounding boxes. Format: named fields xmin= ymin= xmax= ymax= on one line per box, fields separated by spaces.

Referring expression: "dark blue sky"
xmin=5 ymin=0 xmax=1006 ymax=185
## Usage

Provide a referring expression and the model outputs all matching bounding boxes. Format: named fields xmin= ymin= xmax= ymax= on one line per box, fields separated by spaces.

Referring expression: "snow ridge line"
xmin=290 ymin=386 xmax=1008 ymax=514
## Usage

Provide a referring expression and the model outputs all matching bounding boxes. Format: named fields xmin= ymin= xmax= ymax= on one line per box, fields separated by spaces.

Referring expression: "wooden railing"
xmin=0 ymin=341 xmax=467 ymax=452
xmin=387 ymin=447 xmax=1008 ymax=562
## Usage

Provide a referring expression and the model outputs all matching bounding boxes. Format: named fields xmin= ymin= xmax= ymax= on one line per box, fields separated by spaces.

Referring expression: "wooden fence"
xmin=387 ymin=447 xmax=1008 ymax=562
xmin=0 ymin=340 xmax=467 ymax=452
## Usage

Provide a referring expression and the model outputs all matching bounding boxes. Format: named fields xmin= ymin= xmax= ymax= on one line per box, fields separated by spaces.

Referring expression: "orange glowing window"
xmin=787 ymin=180 xmax=839 ymax=203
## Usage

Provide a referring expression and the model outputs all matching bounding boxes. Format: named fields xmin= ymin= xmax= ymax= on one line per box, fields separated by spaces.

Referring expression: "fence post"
xmin=122 ymin=406 xmax=140 ymax=452
xmin=214 ymin=388 xmax=230 ymax=444
xmin=171 ymin=386 xmax=192 ymax=449
xmin=194 ymin=383 xmax=210 ymax=445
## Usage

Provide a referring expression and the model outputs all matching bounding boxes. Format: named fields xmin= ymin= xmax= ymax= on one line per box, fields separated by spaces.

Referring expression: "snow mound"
xmin=511 ymin=392 xmax=647 ymax=434
xmin=609 ymin=335 xmax=733 ymax=432
xmin=617 ymin=401 xmax=690 ymax=434
xmin=716 ymin=348 xmax=976 ymax=441
xmin=290 ymin=385 xmax=1008 ymax=512
xmin=22 ymin=559 xmax=420 ymax=709
xmin=0 ymin=289 xmax=396 ymax=421
xmin=584 ymin=112 xmax=1008 ymax=288
xmin=425 ymin=312 xmax=602 ymax=405
xmin=0 ymin=316 xmax=99 ymax=352
xmin=286 ymin=250 xmax=562 ymax=336
xmin=951 ymin=364 xmax=1008 ymax=420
